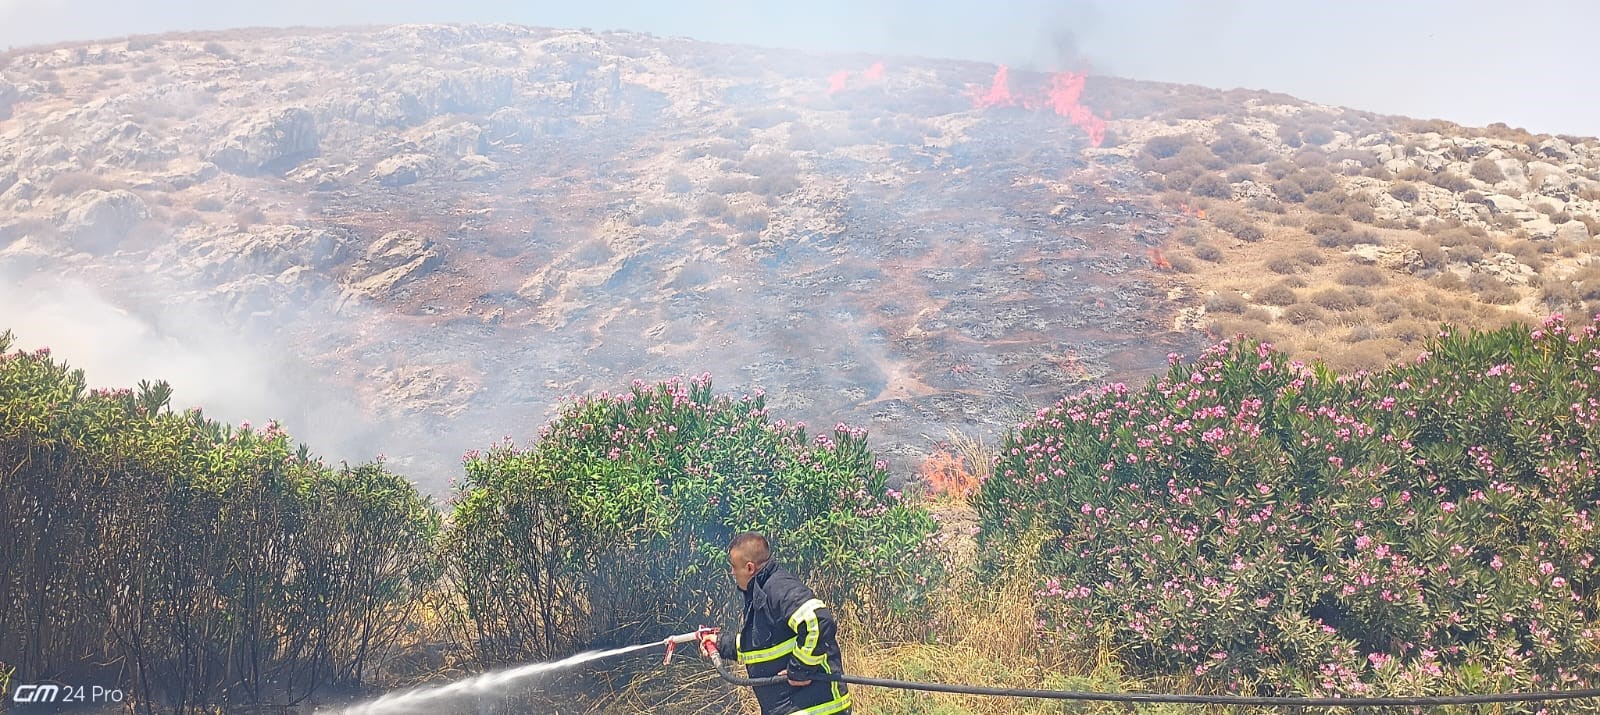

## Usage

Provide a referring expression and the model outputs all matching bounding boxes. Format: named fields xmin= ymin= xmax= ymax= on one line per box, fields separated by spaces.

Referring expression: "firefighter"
xmin=700 ymin=532 xmax=852 ymax=715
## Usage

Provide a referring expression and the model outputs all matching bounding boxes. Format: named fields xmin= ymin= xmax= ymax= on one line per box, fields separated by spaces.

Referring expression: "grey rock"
xmin=200 ymin=225 xmax=353 ymax=277
xmin=455 ymin=155 xmax=499 ymax=181
xmin=1557 ymin=220 xmax=1593 ymax=242
xmin=57 ymin=189 xmax=149 ymax=252
xmin=1538 ymin=138 xmax=1576 ymax=161
xmin=372 ymin=153 xmax=437 ymax=186
xmin=346 ymin=229 xmax=443 ymax=295
xmin=209 ymin=107 xmax=320 ymax=175
xmin=0 ymin=80 xmax=17 ymax=120
xmin=1522 ymin=217 xmax=1559 ymax=240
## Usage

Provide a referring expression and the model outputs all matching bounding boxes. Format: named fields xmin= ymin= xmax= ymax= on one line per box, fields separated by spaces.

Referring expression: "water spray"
xmin=328 ymin=628 xmax=720 ymax=714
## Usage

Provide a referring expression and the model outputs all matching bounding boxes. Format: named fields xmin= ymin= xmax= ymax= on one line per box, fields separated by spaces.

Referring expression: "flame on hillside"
xmin=966 ymin=65 xmax=1107 ymax=146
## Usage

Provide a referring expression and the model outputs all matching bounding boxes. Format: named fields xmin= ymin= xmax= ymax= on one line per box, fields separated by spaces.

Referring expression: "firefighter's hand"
xmin=778 ymin=669 xmax=811 ymax=687
xmin=698 ymin=632 xmax=718 ymax=658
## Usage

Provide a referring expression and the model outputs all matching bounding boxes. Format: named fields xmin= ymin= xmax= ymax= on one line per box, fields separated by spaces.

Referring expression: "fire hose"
xmin=661 ymin=628 xmax=1600 ymax=708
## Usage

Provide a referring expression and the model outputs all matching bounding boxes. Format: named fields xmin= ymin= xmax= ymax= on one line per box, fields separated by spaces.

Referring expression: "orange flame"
xmin=827 ymin=70 xmax=849 ymax=95
xmin=1045 ymin=71 xmax=1107 ymax=147
xmin=1149 ymin=248 xmax=1173 ymax=272
xmin=971 ymin=65 xmax=1018 ymax=109
xmin=968 ymin=65 xmax=1106 ymax=146
xmin=919 ymin=448 xmax=978 ymax=502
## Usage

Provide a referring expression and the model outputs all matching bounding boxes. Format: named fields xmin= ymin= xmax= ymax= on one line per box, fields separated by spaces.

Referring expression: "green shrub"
xmin=444 ymin=376 xmax=943 ymax=661
xmin=0 ymin=332 xmax=438 ymax=709
xmin=975 ymin=318 xmax=1600 ymax=696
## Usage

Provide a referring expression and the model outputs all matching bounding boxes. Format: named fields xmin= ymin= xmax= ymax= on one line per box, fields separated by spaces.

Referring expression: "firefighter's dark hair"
xmin=729 ymin=532 xmax=771 ymax=566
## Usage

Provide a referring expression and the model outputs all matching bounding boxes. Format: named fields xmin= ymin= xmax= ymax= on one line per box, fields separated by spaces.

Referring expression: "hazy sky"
xmin=1 ymin=0 xmax=1597 ymax=137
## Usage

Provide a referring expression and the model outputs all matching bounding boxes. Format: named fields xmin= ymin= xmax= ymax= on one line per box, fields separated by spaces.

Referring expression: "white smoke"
xmin=0 ymin=264 xmax=388 ymax=468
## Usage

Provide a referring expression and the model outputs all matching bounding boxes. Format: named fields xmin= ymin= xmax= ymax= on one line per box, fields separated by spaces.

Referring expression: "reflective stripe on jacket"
xmin=718 ymin=561 xmax=851 ymax=715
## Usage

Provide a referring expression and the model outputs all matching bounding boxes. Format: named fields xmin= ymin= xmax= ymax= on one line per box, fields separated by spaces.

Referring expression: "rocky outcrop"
xmin=372 ymin=153 xmax=437 ymax=187
xmin=197 ymin=224 xmax=353 ymax=278
xmin=208 ymin=107 xmax=320 ymax=175
xmin=56 ymin=189 xmax=148 ymax=253
xmin=0 ymin=81 xmax=18 ymax=121
xmin=344 ymin=230 xmax=443 ymax=296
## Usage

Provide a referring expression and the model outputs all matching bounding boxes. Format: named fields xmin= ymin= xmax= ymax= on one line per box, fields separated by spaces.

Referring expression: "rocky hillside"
xmin=1 ymin=24 xmax=1596 ymax=490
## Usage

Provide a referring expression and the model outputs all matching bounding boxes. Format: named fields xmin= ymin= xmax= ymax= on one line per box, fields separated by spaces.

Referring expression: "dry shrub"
xmin=1406 ymin=297 xmax=1443 ymax=320
xmin=1211 ymin=207 xmax=1264 ymax=241
xmin=1397 ymin=166 xmax=1431 ymax=182
xmin=1373 ymin=300 xmax=1405 ymax=323
xmin=1316 ymin=228 xmax=1376 ymax=248
xmin=1242 ymin=307 xmax=1275 ymax=323
xmin=1429 ymin=171 xmax=1473 ymax=192
xmin=1412 ymin=239 xmax=1447 ymax=270
xmin=1305 ymin=215 xmax=1353 ymax=237
xmin=664 ymin=173 xmax=692 ymax=194
xmin=48 ymin=172 xmax=116 ymax=195
xmin=1168 ymin=255 xmax=1197 ymax=273
xmin=697 ymin=195 xmax=730 ymax=217
xmin=1265 ymin=160 xmax=1297 ymax=180
xmin=1210 ymin=127 xmax=1270 ymax=164
xmin=708 ymin=175 xmax=753 ymax=194
xmin=1189 ymin=173 xmax=1233 ymax=199
xmin=1273 ymin=178 xmax=1307 ymax=203
xmin=1345 ymin=200 xmax=1377 ymax=223
xmin=1432 ymin=272 xmax=1466 ymax=291
xmin=1144 ymin=134 xmax=1201 ymax=160
xmin=1451 ymin=244 xmax=1486 ymax=264
xmin=1295 ymin=248 xmax=1327 ymax=266
xmin=1282 ymin=302 xmax=1327 ymax=325
xmin=1295 ymin=169 xmax=1338 ymax=194
xmin=1206 ymin=292 xmax=1248 ymax=314
xmin=1301 ymin=125 xmax=1336 ymax=146
xmin=731 ymin=208 xmax=770 ymax=232
xmin=1473 ymin=281 xmax=1521 ymax=305
xmin=1432 ymin=228 xmax=1473 ymax=247
xmin=1172 ymin=227 xmax=1205 ymax=246
xmin=1507 ymin=240 xmax=1546 ymax=270
xmin=1310 ymin=288 xmax=1359 ymax=311
xmin=1266 ymin=254 xmax=1303 ymax=275
xmin=1387 ymin=318 xmax=1432 ymax=342
xmin=1327 ymin=341 xmax=1394 ymax=373
xmin=1275 ymin=123 xmax=1303 ymax=148
xmin=1257 ymin=283 xmax=1299 ymax=306
xmin=1337 ymin=265 xmax=1387 ymax=287
xmin=1247 ymin=197 xmax=1286 ymax=214
xmin=1471 ymin=158 xmax=1507 ymax=183
xmin=1193 ymin=242 xmax=1224 ymax=262
xmin=634 ymin=202 xmax=686 ymax=226
xmin=1345 ymin=324 xmax=1381 ymax=343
